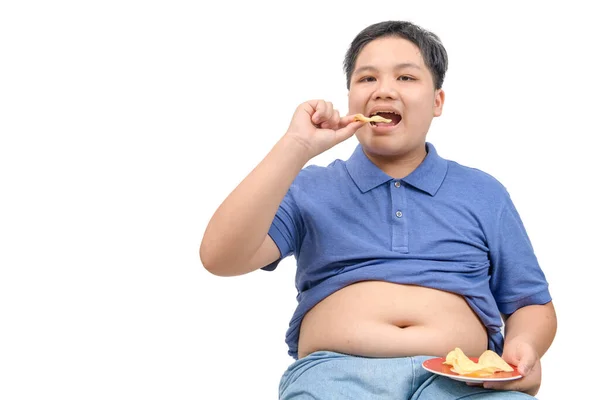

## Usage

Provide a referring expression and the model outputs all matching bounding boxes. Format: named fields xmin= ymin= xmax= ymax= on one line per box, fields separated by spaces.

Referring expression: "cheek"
xmin=355 ymin=124 xmax=369 ymax=138
xmin=407 ymin=97 xmax=435 ymax=117
xmin=347 ymin=98 xmax=358 ymax=113
xmin=347 ymin=91 xmax=364 ymax=113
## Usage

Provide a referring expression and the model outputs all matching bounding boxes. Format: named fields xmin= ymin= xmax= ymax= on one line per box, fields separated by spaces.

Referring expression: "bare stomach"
xmin=297 ymin=281 xmax=488 ymax=359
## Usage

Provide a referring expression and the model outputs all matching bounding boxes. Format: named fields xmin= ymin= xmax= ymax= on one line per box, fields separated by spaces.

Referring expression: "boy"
xmin=200 ymin=20 xmax=556 ymax=399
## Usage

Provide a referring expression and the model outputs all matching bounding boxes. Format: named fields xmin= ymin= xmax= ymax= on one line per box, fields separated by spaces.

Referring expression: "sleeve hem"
xmin=260 ymin=225 xmax=291 ymax=271
xmin=497 ymin=289 xmax=552 ymax=315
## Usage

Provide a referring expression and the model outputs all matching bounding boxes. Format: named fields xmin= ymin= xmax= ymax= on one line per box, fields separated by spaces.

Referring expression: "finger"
xmin=339 ymin=114 xmax=365 ymax=127
xmin=518 ymin=360 xmax=534 ymax=377
xmin=483 ymin=380 xmax=521 ymax=392
xmin=504 ymin=343 xmax=537 ymax=377
xmin=311 ymin=100 xmax=329 ymax=125
xmin=325 ymin=102 xmax=334 ymax=120
xmin=332 ymin=121 xmax=363 ymax=144
xmin=317 ymin=101 xmax=334 ymax=125
xmin=482 ymin=373 xmax=538 ymax=395
xmin=482 ymin=382 xmax=506 ymax=391
xmin=321 ymin=110 xmax=341 ymax=130
xmin=483 ymin=378 xmax=528 ymax=392
xmin=332 ymin=109 xmax=341 ymax=126
xmin=516 ymin=350 xmax=537 ymax=377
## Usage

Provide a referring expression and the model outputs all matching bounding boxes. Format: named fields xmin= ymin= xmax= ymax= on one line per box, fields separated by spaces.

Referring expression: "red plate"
xmin=422 ymin=357 xmax=522 ymax=383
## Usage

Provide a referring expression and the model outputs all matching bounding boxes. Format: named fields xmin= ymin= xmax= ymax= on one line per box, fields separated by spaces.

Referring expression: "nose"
xmin=371 ymin=78 xmax=399 ymax=100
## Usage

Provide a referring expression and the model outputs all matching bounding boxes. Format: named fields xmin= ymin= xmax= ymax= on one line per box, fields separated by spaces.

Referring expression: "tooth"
xmin=370 ymin=110 xmax=400 ymax=117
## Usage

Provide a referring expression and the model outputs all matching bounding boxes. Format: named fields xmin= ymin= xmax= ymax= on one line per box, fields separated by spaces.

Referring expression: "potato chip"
xmin=478 ymin=350 xmax=514 ymax=372
xmin=443 ymin=348 xmax=514 ymax=377
xmin=462 ymin=367 xmax=499 ymax=378
xmin=444 ymin=348 xmax=482 ymax=375
xmin=353 ymin=113 xmax=392 ymax=123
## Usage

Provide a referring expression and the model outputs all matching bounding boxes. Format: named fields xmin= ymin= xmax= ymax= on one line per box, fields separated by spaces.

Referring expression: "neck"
xmin=364 ymin=144 xmax=427 ymax=179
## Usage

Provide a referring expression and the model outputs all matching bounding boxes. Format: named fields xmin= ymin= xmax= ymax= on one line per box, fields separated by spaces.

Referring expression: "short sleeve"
xmin=261 ymin=186 xmax=304 ymax=271
xmin=488 ymin=198 xmax=551 ymax=315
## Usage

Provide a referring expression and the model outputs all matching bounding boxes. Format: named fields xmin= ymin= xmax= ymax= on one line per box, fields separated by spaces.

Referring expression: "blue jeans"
xmin=279 ymin=351 xmax=535 ymax=399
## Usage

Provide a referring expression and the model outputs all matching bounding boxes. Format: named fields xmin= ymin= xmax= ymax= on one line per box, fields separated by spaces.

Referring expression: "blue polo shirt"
xmin=263 ymin=142 xmax=551 ymax=360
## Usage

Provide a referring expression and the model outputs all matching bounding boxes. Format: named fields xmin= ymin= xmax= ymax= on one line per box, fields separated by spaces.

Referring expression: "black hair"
xmin=343 ymin=21 xmax=448 ymax=90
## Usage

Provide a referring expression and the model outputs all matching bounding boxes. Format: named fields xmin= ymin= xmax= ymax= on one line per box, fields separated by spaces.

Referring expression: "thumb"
xmin=505 ymin=340 xmax=538 ymax=377
xmin=333 ymin=120 xmax=363 ymax=144
xmin=518 ymin=359 xmax=534 ymax=376
xmin=515 ymin=348 xmax=537 ymax=376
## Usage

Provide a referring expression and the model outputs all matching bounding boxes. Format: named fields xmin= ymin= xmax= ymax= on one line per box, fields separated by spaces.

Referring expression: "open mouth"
xmin=369 ymin=111 xmax=402 ymax=127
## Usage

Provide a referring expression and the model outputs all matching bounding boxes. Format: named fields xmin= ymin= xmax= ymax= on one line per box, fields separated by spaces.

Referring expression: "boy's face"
xmin=348 ymin=36 xmax=444 ymax=157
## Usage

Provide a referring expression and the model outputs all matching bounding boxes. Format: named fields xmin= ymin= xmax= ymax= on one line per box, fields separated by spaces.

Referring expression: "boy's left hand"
xmin=481 ymin=340 xmax=541 ymax=395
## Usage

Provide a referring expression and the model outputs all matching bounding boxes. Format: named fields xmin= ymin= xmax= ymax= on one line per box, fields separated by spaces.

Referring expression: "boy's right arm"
xmin=200 ymin=100 xmax=364 ymax=276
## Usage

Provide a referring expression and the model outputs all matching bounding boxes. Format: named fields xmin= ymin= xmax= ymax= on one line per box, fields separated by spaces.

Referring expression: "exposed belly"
xmin=297 ymin=281 xmax=488 ymax=359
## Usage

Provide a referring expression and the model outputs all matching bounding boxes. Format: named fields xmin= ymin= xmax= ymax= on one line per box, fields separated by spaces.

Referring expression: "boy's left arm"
xmin=483 ymin=301 xmax=557 ymax=395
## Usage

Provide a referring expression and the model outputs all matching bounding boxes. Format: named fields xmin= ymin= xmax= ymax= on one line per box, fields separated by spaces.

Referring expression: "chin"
xmin=361 ymin=142 xmax=405 ymax=157
xmin=358 ymin=134 xmax=399 ymax=152
xmin=361 ymin=138 xmax=425 ymax=159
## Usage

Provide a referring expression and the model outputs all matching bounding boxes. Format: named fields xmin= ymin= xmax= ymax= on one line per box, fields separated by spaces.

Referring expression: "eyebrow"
xmin=353 ymin=63 xmax=422 ymax=75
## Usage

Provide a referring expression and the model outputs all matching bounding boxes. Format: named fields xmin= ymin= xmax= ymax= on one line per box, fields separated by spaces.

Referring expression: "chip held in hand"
xmin=353 ymin=113 xmax=392 ymax=123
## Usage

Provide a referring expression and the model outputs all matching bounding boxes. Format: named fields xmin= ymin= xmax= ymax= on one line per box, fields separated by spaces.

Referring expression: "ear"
xmin=433 ymin=89 xmax=445 ymax=117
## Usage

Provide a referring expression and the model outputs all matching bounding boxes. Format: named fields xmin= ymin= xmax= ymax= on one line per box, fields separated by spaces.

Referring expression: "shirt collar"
xmin=345 ymin=142 xmax=448 ymax=196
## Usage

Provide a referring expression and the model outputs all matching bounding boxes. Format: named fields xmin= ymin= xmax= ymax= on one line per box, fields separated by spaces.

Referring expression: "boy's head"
xmin=344 ymin=21 xmax=448 ymax=159
xmin=344 ymin=21 xmax=448 ymax=91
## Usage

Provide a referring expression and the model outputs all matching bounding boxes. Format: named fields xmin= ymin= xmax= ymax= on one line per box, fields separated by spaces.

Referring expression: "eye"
xmin=358 ymin=76 xmax=376 ymax=83
xmin=398 ymin=75 xmax=415 ymax=81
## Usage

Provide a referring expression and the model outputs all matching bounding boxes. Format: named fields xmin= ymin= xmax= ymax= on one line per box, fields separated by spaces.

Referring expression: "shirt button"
xmin=394 ymin=181 xmax=401 ymax=188
xmin=396 ymin=210 xmax=403 ymax=218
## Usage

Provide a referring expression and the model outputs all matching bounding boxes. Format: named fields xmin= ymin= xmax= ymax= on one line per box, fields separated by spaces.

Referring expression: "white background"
xmin=1 ymin=1 xmax=598 ymax=399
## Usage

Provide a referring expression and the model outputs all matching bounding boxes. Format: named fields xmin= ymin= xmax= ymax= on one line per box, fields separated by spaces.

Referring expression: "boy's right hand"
xmin=285 ymin=99 xmax=365 ymax=159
